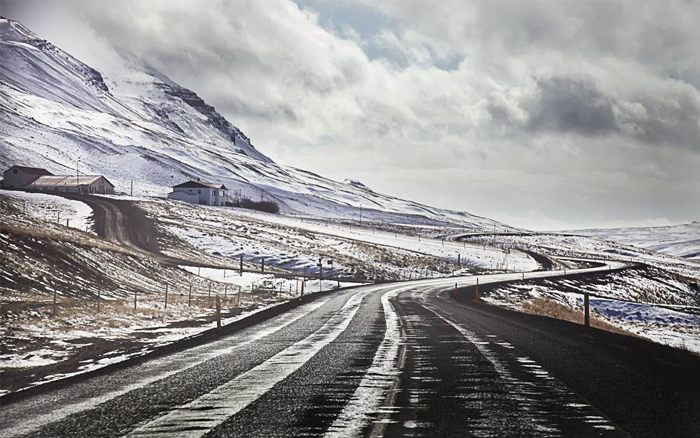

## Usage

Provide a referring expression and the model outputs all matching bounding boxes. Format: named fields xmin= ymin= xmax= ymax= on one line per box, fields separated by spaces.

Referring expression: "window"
xmin=197 ymin=189 xmax=201 ymax=194
xmin=12 ymin=169 xmax=17 ymax=174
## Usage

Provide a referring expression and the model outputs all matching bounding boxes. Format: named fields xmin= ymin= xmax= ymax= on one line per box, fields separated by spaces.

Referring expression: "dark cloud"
xmin=526 ymin=78 xmax=618 ymax=136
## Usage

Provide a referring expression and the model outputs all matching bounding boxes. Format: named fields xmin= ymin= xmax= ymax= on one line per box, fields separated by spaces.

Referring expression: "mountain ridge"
xmin=0 ymin=16 xmax=514 ymax=230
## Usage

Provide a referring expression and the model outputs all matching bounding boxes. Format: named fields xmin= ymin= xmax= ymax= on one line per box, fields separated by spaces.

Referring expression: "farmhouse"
xmin=168 ymin=181 xmax=228 ymax=206
xmin=2 ymin=165 xmax=53 ymax=188
xmin=28 ymin=175 xmax=116 ymax=194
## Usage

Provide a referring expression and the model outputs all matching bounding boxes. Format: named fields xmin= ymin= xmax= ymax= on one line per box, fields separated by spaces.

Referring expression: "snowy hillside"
xmin=565 ymin=222 xmax=700 ymax=260
xmin=0 ymin=17 xmax=512 ymax=231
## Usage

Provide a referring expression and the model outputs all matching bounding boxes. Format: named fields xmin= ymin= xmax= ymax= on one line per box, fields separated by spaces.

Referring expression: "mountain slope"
xmin=565 ymin=222 xmax=700 ymax=260
xmin=0 ymin=16 xmax=512 ymax=230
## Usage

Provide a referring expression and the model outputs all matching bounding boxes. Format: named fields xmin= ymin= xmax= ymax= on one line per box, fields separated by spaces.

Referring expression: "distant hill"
xmin=564 ymin=222 xmax=700 ymax=260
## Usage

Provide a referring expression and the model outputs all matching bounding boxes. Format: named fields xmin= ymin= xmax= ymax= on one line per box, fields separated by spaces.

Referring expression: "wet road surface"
xmin=1 ymin=264 xmax=699 ymax=438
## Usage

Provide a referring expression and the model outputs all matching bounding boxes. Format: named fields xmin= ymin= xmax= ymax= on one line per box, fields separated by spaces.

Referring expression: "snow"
xmin=0 ymin=348 xmax=70 ymax=368
xmin=564 ymin=222 xmax=700 ymax=260
xmin=483 ymin=275 xmax=700 ymax=356
xmin=0 ymin=189 xmax=94 ymax=232
xmin=146 ymin=199 xmax=539 ymax=277
xmin=178 ymin=266 xmax=356 ymax=295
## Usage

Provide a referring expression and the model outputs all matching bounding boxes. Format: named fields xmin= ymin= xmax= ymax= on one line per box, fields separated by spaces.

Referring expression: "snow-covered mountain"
xmin=0 ymin=17 xmax=512 ymax=230
xmin=565 ymin=222 xmax=700 ymax=260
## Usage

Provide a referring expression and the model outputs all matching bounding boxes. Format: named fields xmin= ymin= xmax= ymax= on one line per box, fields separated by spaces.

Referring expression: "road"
xmin=2 ymin=261 xmax=699 ymax=438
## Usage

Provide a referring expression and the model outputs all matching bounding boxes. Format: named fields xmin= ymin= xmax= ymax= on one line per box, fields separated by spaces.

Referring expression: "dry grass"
xmin=521 ymin=297 xmax=639 ymax=337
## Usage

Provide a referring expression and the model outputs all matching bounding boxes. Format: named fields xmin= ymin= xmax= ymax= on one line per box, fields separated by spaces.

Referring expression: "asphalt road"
xmin=2 ymin=261 xmax=698 ymax=438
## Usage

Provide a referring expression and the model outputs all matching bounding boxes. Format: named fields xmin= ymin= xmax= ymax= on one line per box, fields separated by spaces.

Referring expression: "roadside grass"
xmin=521 ymin=297 xmax=639 ymax=337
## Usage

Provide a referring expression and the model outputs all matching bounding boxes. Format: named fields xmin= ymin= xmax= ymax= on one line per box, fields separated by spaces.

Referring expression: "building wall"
xmin=31 ymin=179 xmax=115 ymax=194
xmin=84 ymin=177 xmax=115 ymax=194
xmin=34 ymin=186 xmax=79 ymax=193
xmin=2 ymin=169 xmax=41 ymax=188
xmin=170 ymin=187 xmax=227 ymax=205
xmin=168 ymin=191 xmax=200 ymax=204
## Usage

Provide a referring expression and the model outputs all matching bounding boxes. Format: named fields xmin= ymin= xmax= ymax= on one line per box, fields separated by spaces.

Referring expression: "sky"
xmin=1 ymin=0 xmax=699 ymax=230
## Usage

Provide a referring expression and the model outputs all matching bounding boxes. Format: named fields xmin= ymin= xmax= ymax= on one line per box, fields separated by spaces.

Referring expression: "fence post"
xmin=584 ymin=293 xmax=590 ymax=327
xmin=97 ymin=287 xmax=100 ymax=314
xmin=261 ymin=257 xmax=265 ymax=273
xmin=301 ymin=280 xmax=305 ymax=297
xmin=52 ymin=280 xmax=57 ymax=317
xmin=134 ymin=289 xmax=137 ymax=310
xmin=475 ymin=277 xmax=480 ymax=302
xmin=208 ymin=283 xmax=212 ymax=308
xmin=164 ymin=284 xmax=168 ymax=309
xmin=188 ymin=282 xmax=192 ymax=306
xmin=216 ymin=295 xmax=221 ymax=329
xmin=240 ymin=254 xmax=243 ymax=276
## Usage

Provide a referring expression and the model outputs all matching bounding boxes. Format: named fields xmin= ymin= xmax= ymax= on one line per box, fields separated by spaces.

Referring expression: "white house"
xmin=168 ymin=181 xmax=228 ymax=206
xmin=28 ymin=175 xmax=115 ymax=194
xmin=2 ymin=165 xmax=53 ymax=188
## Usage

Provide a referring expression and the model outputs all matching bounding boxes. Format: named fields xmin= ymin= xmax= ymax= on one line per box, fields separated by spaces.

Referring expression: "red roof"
xmin=5 ymin=165 xmax=53 ymax=176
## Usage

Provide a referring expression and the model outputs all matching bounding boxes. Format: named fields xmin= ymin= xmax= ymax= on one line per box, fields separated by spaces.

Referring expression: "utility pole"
xmin=240 ymin=254 xmax=243 ymax=276
xmin=261 ymin=257 xmax=265 ymax=273
xmin=130 ymin=180 xmax=133 ymax=197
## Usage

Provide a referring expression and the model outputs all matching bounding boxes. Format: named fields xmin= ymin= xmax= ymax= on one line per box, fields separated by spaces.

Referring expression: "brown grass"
xmin=521 ymin=297 xmax=639 ymax=337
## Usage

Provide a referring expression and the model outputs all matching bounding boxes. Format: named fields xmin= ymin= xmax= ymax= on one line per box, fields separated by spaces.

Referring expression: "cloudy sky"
xmin=2 ymin=0 xmax=699 ymax=230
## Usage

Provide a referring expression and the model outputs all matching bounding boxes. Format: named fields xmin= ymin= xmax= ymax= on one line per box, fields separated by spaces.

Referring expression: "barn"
xmin=28 ymin=175 xmax=116 ymax=194
xmin=2 ymin=165 xmax=53 ymax=188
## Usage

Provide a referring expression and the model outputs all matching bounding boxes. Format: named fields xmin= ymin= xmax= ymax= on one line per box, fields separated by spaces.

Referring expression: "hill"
xmin=0 ymin=16 xmax=512 ymax=231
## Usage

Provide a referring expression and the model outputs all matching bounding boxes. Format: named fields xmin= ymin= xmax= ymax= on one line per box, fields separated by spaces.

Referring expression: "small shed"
xmin=168 ymin=181 xmax=228 ymax=206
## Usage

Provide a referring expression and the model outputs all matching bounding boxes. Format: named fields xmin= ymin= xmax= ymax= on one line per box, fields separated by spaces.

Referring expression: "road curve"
xmin=1 ymin=261 xmax=698 ymax=438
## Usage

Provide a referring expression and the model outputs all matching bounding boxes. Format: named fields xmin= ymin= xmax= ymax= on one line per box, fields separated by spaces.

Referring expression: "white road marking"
xmin=0 ymin=298 xmax=330 ymax=438
xmin=323 ymin=287 xmax=406 ymax=438
xmin=126 ymin=289 xmax=374 ymax=438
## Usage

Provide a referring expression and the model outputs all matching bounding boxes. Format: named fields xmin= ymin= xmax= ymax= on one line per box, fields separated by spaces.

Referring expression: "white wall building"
xmin=168 ymin=181 xmax=228 ymax=206
xmin=28 ymin=175 xmax=115 ymax=194
xmin=2 ymin=165 xmax=53 ymax=188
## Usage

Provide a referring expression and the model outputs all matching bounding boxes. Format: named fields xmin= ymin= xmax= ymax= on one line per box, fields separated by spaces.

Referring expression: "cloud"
xmin=2 ymin=0 xmax=699 ymax=228
xmin=525 ymin=77 xmax=618 ymax=136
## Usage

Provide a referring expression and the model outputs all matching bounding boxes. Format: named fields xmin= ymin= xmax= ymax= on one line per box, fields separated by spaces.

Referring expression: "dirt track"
xmin=55 ymin=194 xmax=212 ymax=267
